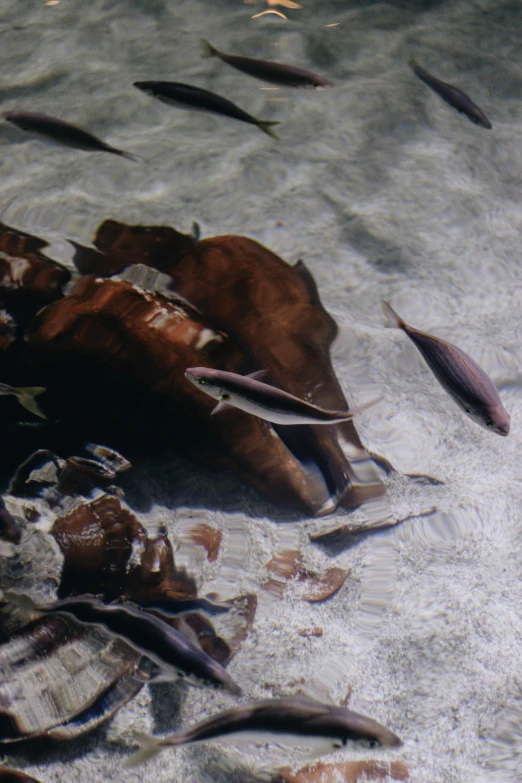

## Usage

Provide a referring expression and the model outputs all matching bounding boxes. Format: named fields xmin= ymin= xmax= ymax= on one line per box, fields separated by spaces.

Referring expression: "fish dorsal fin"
xmin=211 ymin=399 xmax=233 ymax=415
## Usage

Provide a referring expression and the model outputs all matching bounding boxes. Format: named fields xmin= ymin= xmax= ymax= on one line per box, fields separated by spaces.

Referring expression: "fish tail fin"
xmin=382 ymin=301 xmax=406 ymax=329
xmin=118 ymin=149 xmax=143 ymax=163
xmin=201 ymin=39 xmax=218 ymax=58
xmin=124 ymin=732 xmax=171 ymax=768
xmin=257 ymin=120 xmax=280 ymax=140
xmin=16 ymin=387 xmax=47 ymax=419
xmin=346 ymin=396 xmax=383 ymax=419
xmin=225 ymin=678 xmax=243 ymax=697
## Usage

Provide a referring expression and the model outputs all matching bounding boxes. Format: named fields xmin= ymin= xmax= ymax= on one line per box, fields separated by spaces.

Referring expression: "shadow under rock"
xmin=119 ymin=450 xmax=316 ymax=523
xmin=0 ymin=722 xmax=110 ymax=767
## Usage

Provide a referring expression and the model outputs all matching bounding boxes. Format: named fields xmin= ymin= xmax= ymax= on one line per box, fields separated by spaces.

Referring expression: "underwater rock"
xmin=25 ymin=276 xmax=333 ymax=515
xmin=0 ymin=612 xmax=149 ymax=742
xmin=0 ymin=222 xmax=70 ymax=307
xmin=71 ymin=220 xmax=385 ymax=509
xmin=0 ymin=523 xmax=63 ymax=607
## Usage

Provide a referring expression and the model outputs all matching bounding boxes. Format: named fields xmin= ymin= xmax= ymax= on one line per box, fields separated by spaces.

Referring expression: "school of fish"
xmin=0 ymin=20 xmax=513 ymax=783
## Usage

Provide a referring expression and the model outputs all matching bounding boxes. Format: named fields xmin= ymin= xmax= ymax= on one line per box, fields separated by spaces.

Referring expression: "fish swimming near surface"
xmin=38 ymin=595 xmax=242 ymax=695
xmin=133 ymin=81 xmax=280 ymax=139
xmin=382 ymin=301 xmax=510 ymax=435
xmin=2 ymin=111 xmax=140 ymax=160
xmin=125 ymin=695 xmax=402 ymax=766
xmin=0 ymin=383 xmax=47 ymax=419
xmin=185 ymin=368 xmax=380 ymax=425
xmin=201 ymin=40 xmax=334 ymax=88
xmin=408 ymin=58 xmax=492 ymax=129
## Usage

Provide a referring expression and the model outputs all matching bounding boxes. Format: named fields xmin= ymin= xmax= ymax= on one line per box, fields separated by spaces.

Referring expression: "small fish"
xmin=39 ymin=596 xmax=241 ymax=695
xmin=126 ymin=695 xmax=402 ymax=766
xmin=133 ymin=81 xmax=280 ymax=140
xmin=185 ymin=367 xmax=380 ymax=425
xmin=2 ymin=111 xmax=140 ymax=160
xmin=382 ymin=301 xmax=510 ymax=435
xmin=0 ymin=383 xmax=47 ymax=419
xmin=201 ymin=40 xmax=333 ymax=88
xmin=409 ymin=58 xmax=492 ymax=129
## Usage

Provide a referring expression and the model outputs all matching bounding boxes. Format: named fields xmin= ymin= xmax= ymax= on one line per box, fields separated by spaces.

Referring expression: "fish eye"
xmin=485 ymin=418 xmax=493 ymax=428
xmin=197 ymin=379 xmax=207 ymax=385
xmin=221 ymin=393 xmax=231 ymax=400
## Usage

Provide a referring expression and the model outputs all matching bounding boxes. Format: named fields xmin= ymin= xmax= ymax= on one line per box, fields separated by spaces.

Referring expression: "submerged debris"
xmin=67 ymin=219 xmax=386 ymax=513
xmin=0 ymin=612 xmax=149 ymax=742
xmin=274 ymin=759 xmax=409 ymax=782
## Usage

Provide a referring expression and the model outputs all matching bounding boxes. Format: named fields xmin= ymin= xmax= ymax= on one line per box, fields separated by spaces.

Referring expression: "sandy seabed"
xmin=1 ymin=0 xmax=522 ymax=781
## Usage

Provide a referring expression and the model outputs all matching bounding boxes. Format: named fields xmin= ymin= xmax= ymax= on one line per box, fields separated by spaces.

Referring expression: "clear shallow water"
xmin=1 ymin=0 xmax=522 ymax=781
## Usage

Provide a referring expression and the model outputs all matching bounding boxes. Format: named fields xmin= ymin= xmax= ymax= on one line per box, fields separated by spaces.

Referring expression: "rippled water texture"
xmin=1 ymin=0 xmax=522 ymax=781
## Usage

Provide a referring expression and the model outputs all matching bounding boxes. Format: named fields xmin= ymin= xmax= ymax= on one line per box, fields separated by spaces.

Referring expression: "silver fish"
xmin=184 ymin=368 xmax=380 ymax=425
xmin=0 ymin=383 xmax=47 ymax=419
xmin=382 ymin=301 xmax=510 ymax=435
xmin=133 ymin=81 xmax=280 ymax=139
xmin=126 ymin=695 xmax=402 ymax=766
xmin=2 ymin=111 xmax=139 ymax=160
xmin=201 ymin=40 xmax=334 ymax=88
xmin=39 ymin=596 xmax=241 ymax=695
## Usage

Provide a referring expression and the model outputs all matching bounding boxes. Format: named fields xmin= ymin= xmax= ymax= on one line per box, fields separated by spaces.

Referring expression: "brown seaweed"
xmin=299 ymin=566 xmax=350 ymax=603
xmin=71 ymin=220 xmax=385 ymax=509
xmin=297 ymin=627 xmax=323 ymax=638
xmin=25 ymin=276 xmax=333 ymax=515
xmin=49 ymin=492 xmax=255 ymax=664
xmin=274 ymin=759 xmax=409 ymax=782
xmin=263 ymin=550 xmax=350 ymax=602
xmin=0 ymin=221 xmax=70 ymax=306
xmin=186 ymin=523 xmax=222 ymax=562
xmin=51 ymin=494 xmax=184 ymax=600
xmin=0 ymin=770 xmax=45 ymax=782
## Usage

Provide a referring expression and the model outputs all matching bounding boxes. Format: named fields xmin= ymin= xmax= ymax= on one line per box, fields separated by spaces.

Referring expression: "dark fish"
xmin=408 ymin=58 xmax=492 ymax=129
xmin=185 ymin=367 xmax=380 ymax=425
xmin=133 ymin=81 xmax=280 ymax=139
xmin=0 ymin=383 xmax=46 ymax=419
xmin=126 ymin=695 xmax=402 ymax=766
xmin=382 ymin=302 xmax=510 ymax=435
xmin=2 ymin=111 xmax=140 ymax=160
xmin=201 ymin=40 xmax=333 ymax=88
xmin=40 ymin=596 xmax=241 ymax=695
